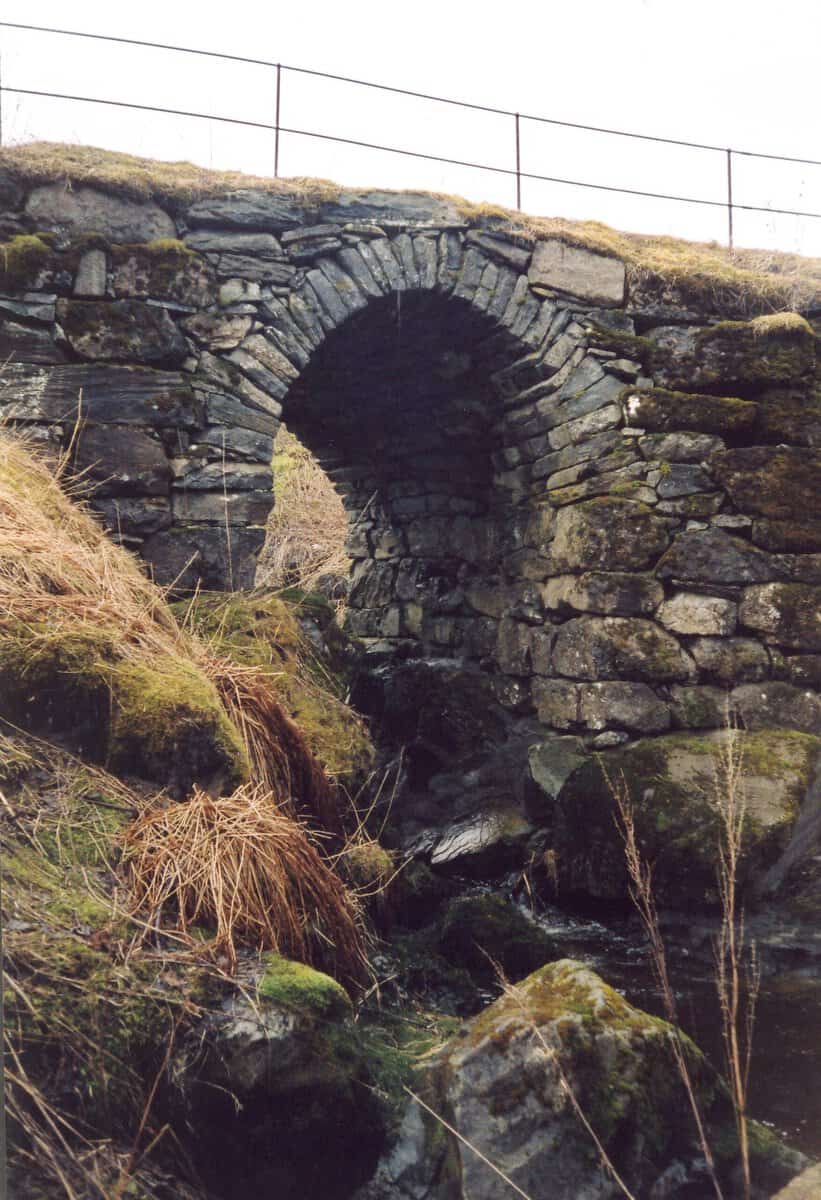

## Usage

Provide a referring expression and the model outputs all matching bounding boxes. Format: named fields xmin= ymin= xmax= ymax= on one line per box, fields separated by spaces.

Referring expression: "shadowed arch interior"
xmin=281 ymin=289 xmax=526 ymax=656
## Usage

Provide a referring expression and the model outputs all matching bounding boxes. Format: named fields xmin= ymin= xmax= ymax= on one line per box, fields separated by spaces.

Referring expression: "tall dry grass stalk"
xmin=607 ymin=725 xmax=761 ymax=1200
xmin=120 ymin=783 xmax=368 ymax=988
xmin=712 ymin=729 xmax=761 ymax=1200
xmin=609 ymin=773 xmax=724 ymax=1200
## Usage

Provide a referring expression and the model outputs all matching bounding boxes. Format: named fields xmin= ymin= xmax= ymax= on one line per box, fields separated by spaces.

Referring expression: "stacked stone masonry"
xmin=1 ymin=169 xmax=819 ymax=742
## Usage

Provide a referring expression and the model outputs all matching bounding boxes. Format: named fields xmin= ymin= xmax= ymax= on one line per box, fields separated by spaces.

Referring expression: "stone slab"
xmin=529 ymin=240 xmax=625 ymax=306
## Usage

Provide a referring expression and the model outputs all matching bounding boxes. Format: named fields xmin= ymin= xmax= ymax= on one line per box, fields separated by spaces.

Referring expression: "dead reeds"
xmin=120 ymin=783 xmax=368 ymax=988
xmin=201 ymin=652 xmax=344 ymax=835
xmin=257 ymin=426 xmax=350 ymax=597
xmin=607 ymin=723 xmax=761 ymax=1200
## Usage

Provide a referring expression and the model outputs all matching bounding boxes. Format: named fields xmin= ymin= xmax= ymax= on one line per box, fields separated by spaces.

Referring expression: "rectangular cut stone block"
xmin=529 ymin=240 xmax=625 ymax=307
xmin=74 ymin=249 xmax=107 ymax=297
xmin=0 ymin=363 xmax=203 ymax=428
xmin=657 ymin=592 xmax=737 ymax=636
xmin=532 ymin=678 xmax=580 ymax=729
xmin=172 ymin=489 xmax=272 ymax=526
xmin=204 ymin=392 xmax=279 ymax=436
xmin=579 ymin=681 xmax=671 ymax=733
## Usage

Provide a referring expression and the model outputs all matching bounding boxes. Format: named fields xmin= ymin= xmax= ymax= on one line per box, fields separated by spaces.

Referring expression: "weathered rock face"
xmin=1 ymin=163 xmax=818 ymax=755
xmin=357 ymin=960 xmax=805 ymax=1200
xmin=526 ymin=729 xmax=821 ymax=904
xmin=173 ymin=954 xmax=385 ymax=1199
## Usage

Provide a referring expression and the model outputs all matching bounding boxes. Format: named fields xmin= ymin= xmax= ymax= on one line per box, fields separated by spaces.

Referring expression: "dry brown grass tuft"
xmin=120 ymin=784 xmax=368 ymax=987
xmin=0 ymin=141 xmax=341 ymax=206
xmin=0 ymin=429 xmax=346 ymax=826
xmin=199 ymin=651 xmax=344 ymax=836
xmin=0 ymin=432 xmax=184 ymax=663
xmin=258 ymin=426 xmax=351 ymax=596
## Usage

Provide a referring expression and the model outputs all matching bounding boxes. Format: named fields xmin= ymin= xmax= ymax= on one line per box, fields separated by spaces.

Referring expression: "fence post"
xmin=274 ymin=63 xmax=281 ymax=178
xmin=726 ymin=148 xmax=734 ymax=248
xmin=514 ymin=113 xmax=521 ymax=210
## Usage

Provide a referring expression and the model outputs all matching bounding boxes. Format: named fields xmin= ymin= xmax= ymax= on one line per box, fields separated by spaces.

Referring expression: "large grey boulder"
xmin=534 ymin=729 xmax=821 ymax=905
xmin=172 ymin=954 xmax=384 ymax=1200
xmin=357 ymin=960 xmax=805 ymax=1200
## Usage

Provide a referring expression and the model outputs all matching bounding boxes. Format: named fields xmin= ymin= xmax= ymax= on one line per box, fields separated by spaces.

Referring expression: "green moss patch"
xmin=258 ymin=953 xmax=352 ymax=1020
xmin=0 ymin=233 xmax=57 ymax=291
xmin=0 ymin=621 xmax=248 ymax=793
xmin=175 ymin=590 xmax=373 ymax=788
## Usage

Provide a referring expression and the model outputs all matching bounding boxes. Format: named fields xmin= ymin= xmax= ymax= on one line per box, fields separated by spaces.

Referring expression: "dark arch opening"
xmin=280 ymin=290 xmax=525 ymax=659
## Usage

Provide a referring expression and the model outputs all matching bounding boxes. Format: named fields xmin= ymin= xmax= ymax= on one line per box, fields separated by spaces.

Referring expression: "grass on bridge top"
xmin=1 ymin=140 xmax=820 ymax=314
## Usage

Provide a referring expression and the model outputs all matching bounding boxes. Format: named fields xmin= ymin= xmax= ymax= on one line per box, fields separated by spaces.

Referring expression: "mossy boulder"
xmin=359 ymin=959 xmax=806 ymax=1200
xmin=0 ymin=623 xmax=249 ymax=793
xmin=437 ymin=894 xmax=556 ymax=985
xmin=547 ymin=729 xmax=820 ymax=905
xmin=175 ymin=953 xmax=386 ymax=1200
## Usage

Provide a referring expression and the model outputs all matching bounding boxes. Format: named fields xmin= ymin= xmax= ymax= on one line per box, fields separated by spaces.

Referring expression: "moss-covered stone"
xmin=650 ymin=318 xmax=816 ymax=393
xmin=380 ymin=958 xmax=804 ymax=1200
xmin=551 ymin=615 xmax=695 ymax=683
xmin=56 ymin=297 xmax=188 ymax=365
xmin=551 ymin=496 xmax=671 ymax=572
xmin=587 ymin=322 xmax=654 ymax=361
xmin=107 ymin=657 xmax=249 ymax=790
xmin=550 ymin=729 xmax=819 ymax=905
xmin=437 ymin=893 xmax=556 ymax=984
xmin=0 ymin=622 xmax=249 ymax=792
xmin=257 ymin=953 xmax=353 ymax=1019
xmin=111 ymin=238 xmax=215 ymax=305
xmin=695 ymin=319 xmax=817 ymax=388
xmin=740 ymin=583 xmax=821 ymax=651
xmin=711 ymin=446 xmax=821 ymax=522
xmin=0 ymin=232 xmax=58 ymax=291
xmin=622 ymin=385 xmax=758 ymax=435
xmin=173 ymin=590 xmax=373 ymax=788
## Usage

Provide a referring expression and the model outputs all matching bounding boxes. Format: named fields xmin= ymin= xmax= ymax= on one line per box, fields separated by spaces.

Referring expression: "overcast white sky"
xmin=1 ymin=0 xmax=820 ymax=255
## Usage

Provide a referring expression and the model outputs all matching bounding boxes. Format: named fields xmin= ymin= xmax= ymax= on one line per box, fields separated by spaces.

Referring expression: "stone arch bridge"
xmin=1 ymin=160 xmax=819 ymax=745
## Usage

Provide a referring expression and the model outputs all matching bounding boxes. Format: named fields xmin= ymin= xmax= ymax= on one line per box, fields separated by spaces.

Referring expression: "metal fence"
xmin=1 ymin=19 xmax=820 ymax=250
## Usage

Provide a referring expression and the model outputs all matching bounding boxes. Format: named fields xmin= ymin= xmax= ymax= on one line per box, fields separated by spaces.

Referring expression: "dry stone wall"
xmin=1 ymin=167 xmax=819 ymax=742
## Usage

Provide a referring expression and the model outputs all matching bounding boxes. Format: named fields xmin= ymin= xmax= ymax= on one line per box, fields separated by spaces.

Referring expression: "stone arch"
xmin=246 ymin=232 xmax=566 ymax=661
xmin=0 ymin=157 xmax=818 ymax=748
